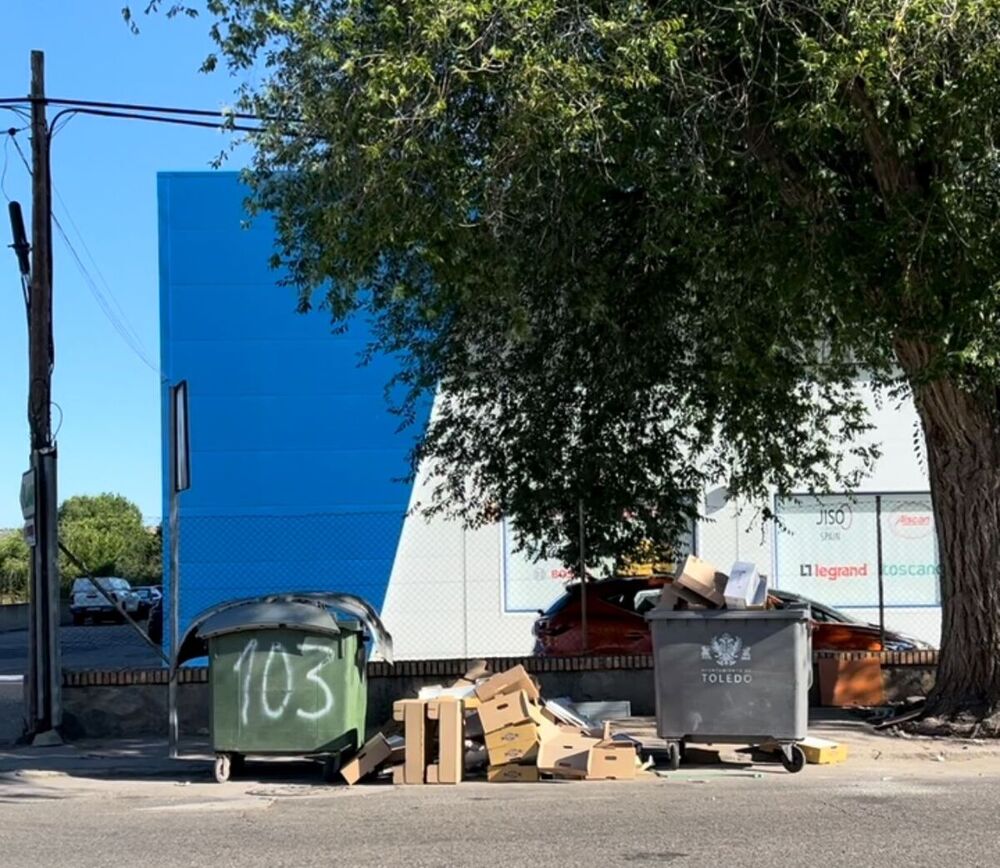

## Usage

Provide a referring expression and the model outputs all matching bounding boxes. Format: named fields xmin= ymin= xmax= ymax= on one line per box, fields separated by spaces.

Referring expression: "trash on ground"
xmin=344 ymin=665 xmax=641 ymax=785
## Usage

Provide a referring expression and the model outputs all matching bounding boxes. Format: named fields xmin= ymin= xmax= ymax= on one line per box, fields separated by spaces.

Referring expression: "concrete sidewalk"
xmin=2 ymin=711 xmax=1000 ymax=784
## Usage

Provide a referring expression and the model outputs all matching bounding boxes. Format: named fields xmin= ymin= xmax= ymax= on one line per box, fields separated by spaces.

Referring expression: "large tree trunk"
xmin=895 ymin=339 xmax=1000 ymax=730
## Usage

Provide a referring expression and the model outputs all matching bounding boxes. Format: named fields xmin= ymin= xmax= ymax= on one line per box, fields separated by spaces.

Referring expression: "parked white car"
xmin=70 ymin=577 xmax=140 ymax=625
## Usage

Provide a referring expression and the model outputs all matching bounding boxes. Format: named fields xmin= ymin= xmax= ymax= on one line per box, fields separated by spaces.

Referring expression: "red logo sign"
xmin=889 ymin=513 xmax=933 ymax=540
xmin=800 ymin=563 xmax=869 ymax=581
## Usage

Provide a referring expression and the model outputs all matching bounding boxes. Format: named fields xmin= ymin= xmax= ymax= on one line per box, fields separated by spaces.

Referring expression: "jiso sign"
xmin=774 ymin=493 xmax=939 ymax=608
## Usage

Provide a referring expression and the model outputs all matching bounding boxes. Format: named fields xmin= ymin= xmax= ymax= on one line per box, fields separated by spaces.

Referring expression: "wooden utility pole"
xmin=25 ymin=49 xmax=61 ymax=742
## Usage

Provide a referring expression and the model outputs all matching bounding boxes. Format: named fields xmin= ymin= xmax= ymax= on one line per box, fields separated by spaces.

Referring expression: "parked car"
xmin=133 ymin=586 xmax=162 ymax=618
xmin=146 ymin=595 xmax=163 ymax=645
xmin=69 ymin=577 xmax=140 ymax=625
xmin=531 ymin=577 xmax=934 ymax=656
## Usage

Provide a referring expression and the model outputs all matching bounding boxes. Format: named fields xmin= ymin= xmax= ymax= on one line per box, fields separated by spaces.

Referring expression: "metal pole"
xmin=578 ymin=499 xmax=587 ymax=654
xmin=167 ymin=416 xmax=180 ymax=759
xmin=461 ymin=526 xmax=469 ymax=658
xmin=876 ymin=494 xmax=885 ymax=649
xmin=167 ymin=380 xmax=189 ymax=759
xmin=39 ymin=451 xmax=61 ymax=734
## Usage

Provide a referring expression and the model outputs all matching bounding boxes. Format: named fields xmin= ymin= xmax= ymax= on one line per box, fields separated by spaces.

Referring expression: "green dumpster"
xmin=173 ymin=593 xmax=392 ymax=783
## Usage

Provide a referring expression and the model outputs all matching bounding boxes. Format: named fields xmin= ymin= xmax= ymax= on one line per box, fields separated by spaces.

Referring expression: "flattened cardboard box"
xmin=428 ymin=697 xmax=464 ymax=784
xmin=340 ymin=733 xmax=393 ymax=786
xmin=477 ymin=690 xmax=545 ymax=735
xmin=488 ymin=764 xmax=541 ymax=783
xmin=474 ymin=665 xmax=541 ymax=703
xmin=392 ymin=699 xmax=429 ymax=784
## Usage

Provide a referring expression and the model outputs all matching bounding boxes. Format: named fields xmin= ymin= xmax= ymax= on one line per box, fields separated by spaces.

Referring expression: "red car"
xmin=531 ymin=577 xmax=934 ymax=656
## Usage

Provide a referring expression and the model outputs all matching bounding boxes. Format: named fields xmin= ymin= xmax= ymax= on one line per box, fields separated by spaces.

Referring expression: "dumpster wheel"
xmin=214 ymin=753 xmax=232 ymax=783
xmin=780 ymin=745 xmax=806 ymax=774
xmin=666 ymin=742 xmax=682 ymax=771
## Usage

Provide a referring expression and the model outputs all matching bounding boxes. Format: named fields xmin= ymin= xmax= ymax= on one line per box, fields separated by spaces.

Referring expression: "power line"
xmin=9 ymin=132 xmax=162 ymax=377
xmin=1 ymin=134 xmax=13 ymax=202
xmin=38 ymin=96 xmax=297 ymax=124
xmin=54 ymin=215 xmax=163 ymax=376
xmin=1 ymin=105 xmax=30 ymax=120
xmin=1 ymin=95 xmax=312 ymax=136
xmin=50 ymin=106 xmax=270 ymax=135
xmin=51 ymin=182 xmax=149 ymax=352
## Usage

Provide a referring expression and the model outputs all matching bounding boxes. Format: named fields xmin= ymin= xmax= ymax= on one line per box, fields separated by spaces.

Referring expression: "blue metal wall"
xmin=158 ymin=172 xmax=429 ymax=634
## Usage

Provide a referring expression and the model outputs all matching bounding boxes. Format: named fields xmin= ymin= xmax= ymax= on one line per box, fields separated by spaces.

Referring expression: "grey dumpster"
xmin=645 ymin=605 xmax=811 ymax=772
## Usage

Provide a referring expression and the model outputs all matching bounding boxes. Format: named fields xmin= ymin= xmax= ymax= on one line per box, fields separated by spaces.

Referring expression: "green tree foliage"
xmin=0 ymin=532 xmax=30 ymax=602
xmin=165 ymin=1 xmax=1000 ymax=723
xmin=58 ymin=494 xmax=161 ymax=588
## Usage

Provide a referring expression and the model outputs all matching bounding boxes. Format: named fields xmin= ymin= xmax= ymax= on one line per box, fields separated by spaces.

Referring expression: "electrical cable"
xmin=1 ymin=95 xmax=311 ymax=136
xmin=1 ymin=105 xmax=30 ymax=122
xmin=1 ymin=134 xmax=12 ymax=202
xmin=51 ymin=181 xmax=148 ymax=351
xmin=51 ymin=401 xmax=64 ymax=440
xmin=49 ymin=107 xmax=272 ymax=136
xmin=39 ymin=95 xmax=297 ymax=124
xmin=9 ymin=133 xmax=163 ymax=377
xmin=52 ymin=214 xmax=163 ymax=376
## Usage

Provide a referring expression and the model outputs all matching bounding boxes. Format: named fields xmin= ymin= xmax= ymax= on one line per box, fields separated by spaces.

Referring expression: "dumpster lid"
xmin=645 ymin=604 xmax=810 ymax=622
xmin=196 ymin=600 xmax=345 ymax=641
xmin=172 ymin=591 xmax=393 ymax=671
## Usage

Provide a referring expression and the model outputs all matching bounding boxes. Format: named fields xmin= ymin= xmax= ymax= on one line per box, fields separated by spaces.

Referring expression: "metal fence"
xmin=770 ymin=493 xmax=942 ymax=649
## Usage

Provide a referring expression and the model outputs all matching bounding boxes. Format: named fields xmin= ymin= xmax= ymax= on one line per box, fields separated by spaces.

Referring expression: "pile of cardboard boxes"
xmin=661 ymin=555 xmax=768 ymax=610
xmin=341 ymin=665 xmax=640 ymax=786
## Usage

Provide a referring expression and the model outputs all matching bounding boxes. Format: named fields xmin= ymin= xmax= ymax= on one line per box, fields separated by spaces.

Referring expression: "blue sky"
xmin=1 ymin=2 xmax=251 ymax=528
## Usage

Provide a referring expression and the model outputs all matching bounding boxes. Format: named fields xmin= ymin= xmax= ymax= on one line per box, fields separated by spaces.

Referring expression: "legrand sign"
xmin=774 ymin=493 xmax=939 ymax=608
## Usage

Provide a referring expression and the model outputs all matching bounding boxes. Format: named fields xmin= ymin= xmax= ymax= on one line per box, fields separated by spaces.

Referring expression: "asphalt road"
xmin=0 ymin=624 xmax=163 ymax=676
xmin=1 ymin=759 xmax=999 ymax=867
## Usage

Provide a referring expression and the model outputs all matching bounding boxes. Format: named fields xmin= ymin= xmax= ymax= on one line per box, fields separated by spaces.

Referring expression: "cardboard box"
xmin=392 ymin=699 xmax=429 ymax=784
xmin=724 ymin=561 xmax=760 ymax=610
xmin=759 ymin=737 xmax=848 ymax=765
xmin=340 ymin=733 xmax=393 ymax=785
xmin=656 ymin=584 xmax=682 ymax=611
xmin=427 ymin=697 xmax=464 ymax=784
xmin=537 ymin=729 xmax=600 ymax=777
xmin=675 ymin=555 xmax=726 ymax=607
xmin=391 ymin=765 xmax=406 ymax=785
xmin=585 ymin=743 xmax=637 ymax=780
xmin=799 ymin=737 xmax=848 ymax=765
xmin=477 ymin=690 xmax=544 ymax=734
xmin=484 ymin=721 xmax=542 ymax=765
xmin=450 ymin=660 xmax=490 ymax=689
xmin=488 ymin=764 xmax=541 ymax=783
xmin=682 ymin=746 xmax=721 ymax=765
xmin=474 ymin=665 xmax=541 ymax=703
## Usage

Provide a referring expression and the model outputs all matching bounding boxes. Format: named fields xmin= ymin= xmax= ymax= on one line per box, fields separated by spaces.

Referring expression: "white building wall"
xmin=380 ymin=385 xmax=941 ymax=659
